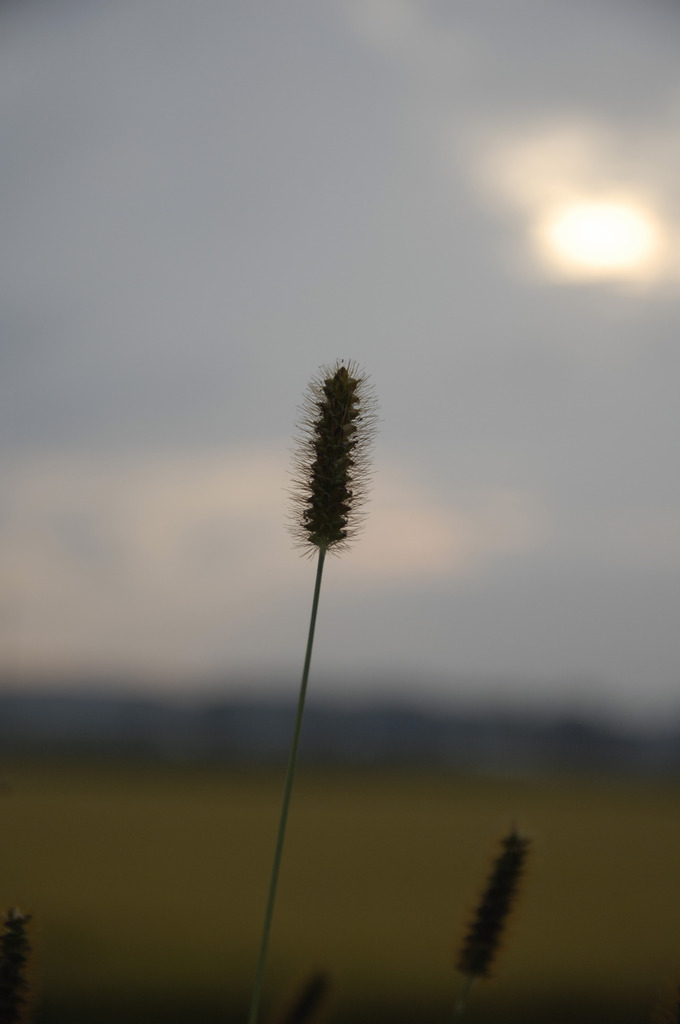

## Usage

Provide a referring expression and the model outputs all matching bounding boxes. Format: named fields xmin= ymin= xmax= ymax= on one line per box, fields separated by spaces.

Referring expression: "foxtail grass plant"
xmin=247 ymin=361 xmax=376 ymax=1024
xmin=272 ymin=971 xmax=331 ymax=1024
xmin=653 ymin=981 xmax=680 ymax=1024
xmin=453 ymin=827 xmax=530 ymax=1022
xmin=0 ymin=908 xmax=32 ymax=1024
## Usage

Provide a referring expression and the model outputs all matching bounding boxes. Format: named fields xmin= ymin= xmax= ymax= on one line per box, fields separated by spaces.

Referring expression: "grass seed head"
xmin=457 ymin=828 xmax=530 ymax=980
xmin=653 ymin=981 xmax=680 ymax=1024
xmin=273 ymin=971 xmax=331 ymax=1024
xmin=0 ymin=908 xmax=33 ymax=1024
xmin=290 ymin=360 xmax=376 ymax=554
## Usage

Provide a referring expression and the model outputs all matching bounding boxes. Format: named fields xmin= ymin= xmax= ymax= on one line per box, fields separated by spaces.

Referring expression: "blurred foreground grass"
xmin=1 ymin=757 xmax=679 ymax=1024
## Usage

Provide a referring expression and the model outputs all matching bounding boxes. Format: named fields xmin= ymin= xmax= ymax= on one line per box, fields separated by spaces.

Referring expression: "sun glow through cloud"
xmin=474 ymin=125 xmax=673 ymax=284
xmin=537 ymin=201 xmax=662 ymax=279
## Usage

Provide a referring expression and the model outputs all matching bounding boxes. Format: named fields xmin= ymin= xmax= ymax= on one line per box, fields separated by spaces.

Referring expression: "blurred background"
xmin=2 ymin=0 xmax=680 ymax=723
xmin=2 ymin=1 xmax=680 ymax=1022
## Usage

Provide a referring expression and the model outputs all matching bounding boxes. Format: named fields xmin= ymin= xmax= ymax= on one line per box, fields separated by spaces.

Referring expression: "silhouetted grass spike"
xmin=291 ymin=360 xmax=376 ymax=553
xmin=272 ymin=971 xmax=331 ymax=1024
xmin=0 ymin=909 xmax=32 ymax=1024
xmin=248 ymin=360 xmax=377 ymax=1024
xmin=653 ymin=981 xmax=680 ymax=1024
xmin=457 ymin=827 xmax=530 ymax=980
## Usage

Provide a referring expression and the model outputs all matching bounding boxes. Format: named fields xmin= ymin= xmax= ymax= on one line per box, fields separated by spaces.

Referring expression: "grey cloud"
xmin=1 ymin=0 xmax=679 ymax=719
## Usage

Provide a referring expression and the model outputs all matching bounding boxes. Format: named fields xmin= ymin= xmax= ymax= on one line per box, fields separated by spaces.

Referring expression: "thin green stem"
xmin=452 ymin=975 xmax=476 ymax=1024
xmin=247 ymin=546 xmax=327 ymax=1024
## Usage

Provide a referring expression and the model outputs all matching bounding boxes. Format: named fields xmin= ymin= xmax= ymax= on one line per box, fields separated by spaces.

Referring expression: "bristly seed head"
xmin=653 ymin=981 xmax=680 ymax=1024
xmin=290 ymin=360 xmax=376 ymax=555
xmin=457 ymin=827 xmax=530 ymax=980
xmin=0 ymin=908 xmax=32 ymax=1024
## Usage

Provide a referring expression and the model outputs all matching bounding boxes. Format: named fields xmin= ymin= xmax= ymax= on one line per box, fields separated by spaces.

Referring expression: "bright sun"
xmin=537 ymin=200 xmax=661 ymax=279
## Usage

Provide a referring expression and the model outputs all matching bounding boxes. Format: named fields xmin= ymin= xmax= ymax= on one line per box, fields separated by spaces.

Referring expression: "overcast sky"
xmin=2 ymin=0 xmax=680 ymax=723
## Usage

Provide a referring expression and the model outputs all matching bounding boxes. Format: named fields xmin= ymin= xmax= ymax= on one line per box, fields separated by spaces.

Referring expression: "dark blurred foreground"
xmin=31 ymin=988 xmax=658 ymax=1024
xmin=2 ymin=755 xmax=678 ymax=1024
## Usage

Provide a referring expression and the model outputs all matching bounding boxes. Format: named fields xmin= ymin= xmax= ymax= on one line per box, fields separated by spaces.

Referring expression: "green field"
xmin=2 ymin=758 xmax=679 ymax=1024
